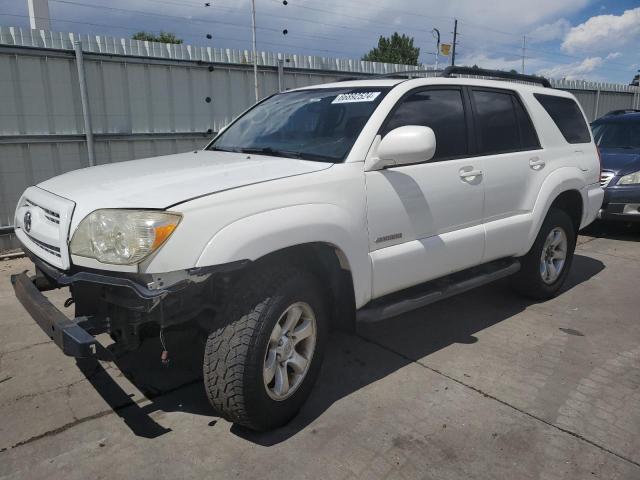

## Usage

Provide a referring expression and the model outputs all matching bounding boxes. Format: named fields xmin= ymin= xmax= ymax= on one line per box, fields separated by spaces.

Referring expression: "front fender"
xmin=196 ymin=204 xmax=372 ymax=307
xmin=518 ymin=167 xmax=588 ymax=256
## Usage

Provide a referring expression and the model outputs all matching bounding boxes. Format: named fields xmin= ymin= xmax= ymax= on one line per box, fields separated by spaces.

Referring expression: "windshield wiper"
xmin=239 ymin=147 xmax=304 ymax=158
xmin=240 ymin=147 xmax=336 ymax=162
xmin=211 ymin=146 xmax=336 ymax=163
xmin=209 ymin=146 xmax=241 ymax=153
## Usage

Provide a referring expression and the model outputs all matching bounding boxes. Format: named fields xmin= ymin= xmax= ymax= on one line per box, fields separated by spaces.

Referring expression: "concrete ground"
xmin=1 ymin=223 xmax=639 ymax=480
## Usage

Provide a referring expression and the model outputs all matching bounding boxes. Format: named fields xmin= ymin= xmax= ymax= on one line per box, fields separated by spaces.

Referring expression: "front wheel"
xmin=512 ymin=208 xmax=577 ymax=300
xmin=203 ymin=265 xmax=327 ymax=431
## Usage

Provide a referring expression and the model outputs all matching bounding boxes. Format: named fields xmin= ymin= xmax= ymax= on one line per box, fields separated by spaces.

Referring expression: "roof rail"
xmin=356 ymin=69 xmax=440 ymax=80
xmin=441 ymin=66 xmax=552 ymax=88
xmin=339 ymin=66 xmax=552 ymax=88
xmin=604 ymin=109 xmax=640 ymax=116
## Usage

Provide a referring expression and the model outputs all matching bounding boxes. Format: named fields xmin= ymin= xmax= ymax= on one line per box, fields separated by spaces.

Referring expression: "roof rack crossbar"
xmin=442 ymin=66 xmax=552 ymax=88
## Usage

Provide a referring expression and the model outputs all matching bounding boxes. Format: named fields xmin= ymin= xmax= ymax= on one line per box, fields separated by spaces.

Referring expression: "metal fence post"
xmin=277 ymin=58 xmax=284 ymax=92
xmin=73 ymin=40 xmax=95 ymax=167
xmin=593 ymin=88 xmax=601 ymax=121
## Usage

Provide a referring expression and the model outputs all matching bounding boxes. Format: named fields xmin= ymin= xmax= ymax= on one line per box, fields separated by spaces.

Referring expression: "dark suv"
xmin=592 ymin=110 xmax=640 ymax=222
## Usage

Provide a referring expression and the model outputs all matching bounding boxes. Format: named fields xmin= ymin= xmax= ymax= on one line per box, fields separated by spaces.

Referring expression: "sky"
xmin=1 ymin=0 xmax=639 ymax=84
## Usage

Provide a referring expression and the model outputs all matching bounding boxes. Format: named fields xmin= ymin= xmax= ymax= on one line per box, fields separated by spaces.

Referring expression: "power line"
xmin=6 ymin=0 xmax=636 ymax=76
xmin=0 ymin=12 xmax=366 ymax=57
xmin=276 ymin=1 xmax=635 ymax=70
xmin=264 ymin=0 xmax=442 ymax=37
xmin=47 ymin=0 xmax=387 ymax=50
xmin=74 ymin=0 xmax=634 ymax=71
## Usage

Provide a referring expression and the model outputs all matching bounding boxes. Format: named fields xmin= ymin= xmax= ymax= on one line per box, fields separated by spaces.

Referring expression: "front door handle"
xmin=529 ymin=157 xmax=546 ymax=170
xmin=459 ymin=168 xmax=483 ymax=182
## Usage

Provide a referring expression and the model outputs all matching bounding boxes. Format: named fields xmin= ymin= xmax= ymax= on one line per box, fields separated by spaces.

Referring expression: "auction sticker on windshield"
xmin=332 ymin=92 xmax=381 ymax=104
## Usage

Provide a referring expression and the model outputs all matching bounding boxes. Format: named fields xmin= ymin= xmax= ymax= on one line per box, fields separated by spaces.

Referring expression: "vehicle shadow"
xmin=75 ymin=254 xmax=604 ymax=443
xmin=581 ymin=220 xmax=640 ymax=241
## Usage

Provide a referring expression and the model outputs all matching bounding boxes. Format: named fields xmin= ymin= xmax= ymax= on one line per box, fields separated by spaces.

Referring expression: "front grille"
xmin=16 ymin=187 xmax=75 ymax=269
xmin=25 ymin=232 xmax=62 ymax=257
xmin=25 ymin=198 xmax=60 ymax=225
xmin=600 ymin=171 xmax=615 ymax=188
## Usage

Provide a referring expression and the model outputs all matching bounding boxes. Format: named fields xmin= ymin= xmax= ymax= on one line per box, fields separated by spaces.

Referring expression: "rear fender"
xmin=518 ymin=167 xmax=587 ymax=256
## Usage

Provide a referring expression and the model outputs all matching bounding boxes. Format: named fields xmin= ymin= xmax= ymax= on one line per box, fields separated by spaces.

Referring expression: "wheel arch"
xmin=520 ymin=168 xmax=587 ymax=255
xmin=196 ymin=204 xmax=370 ymax=323
xmin=550 ymin=189 xmax=583 ymax=233
xmin=245 ymin=242 xmax=357 ymax=332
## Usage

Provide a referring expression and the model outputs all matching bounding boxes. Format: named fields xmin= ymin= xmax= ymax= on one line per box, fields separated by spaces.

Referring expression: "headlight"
xmin=618 ymin=170 xmax=640 ymax=185
xmin=70 ymin=210 xmax=181 ymax=265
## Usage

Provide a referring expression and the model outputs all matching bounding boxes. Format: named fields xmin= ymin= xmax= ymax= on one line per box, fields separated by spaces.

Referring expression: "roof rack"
xmin=338 ymin=69 xmax=440 ymax=82
xmin=441 ymin=66 xmax=552 ymax=88
xmin=345 ymin=66 xmax=552 ymax=88
xmin=604 ymin=109 xmax=640 ymax=116
xmin=373 ymin=69 xmax=440 ymax=79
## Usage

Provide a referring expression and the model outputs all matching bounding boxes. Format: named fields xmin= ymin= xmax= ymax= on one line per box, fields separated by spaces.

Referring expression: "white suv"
xmin=12 ymin=67 xmax=603 ymax=431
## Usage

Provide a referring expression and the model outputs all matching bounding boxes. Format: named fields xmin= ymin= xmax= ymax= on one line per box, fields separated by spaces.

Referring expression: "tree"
xmin=362 ymin=33 xmax=420 ymax=65
xmin=132 ymin=31 xmax=183 ymax=44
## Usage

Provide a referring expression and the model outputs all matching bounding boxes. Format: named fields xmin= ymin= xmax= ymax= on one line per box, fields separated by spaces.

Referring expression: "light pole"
xmin=451 ymin=19 xmax=458 ymax=67
xmin=251 ymin=0 xmax=259 ymax=102
xmin=521 ymin=35 xmax=526 ymax=74
xmin=432 ymin=28 xmax=440 ymax=70
xmin=27 ymin=0 xmax=51 ymax=30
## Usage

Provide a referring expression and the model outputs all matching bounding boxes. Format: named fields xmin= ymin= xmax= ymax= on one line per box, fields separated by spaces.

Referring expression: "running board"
xmin=356 ymin=259 xmax=520 ymax=323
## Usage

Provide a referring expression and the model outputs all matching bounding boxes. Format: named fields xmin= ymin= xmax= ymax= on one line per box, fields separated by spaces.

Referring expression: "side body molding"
xmin=196 ymin=204 xmax=372 ymax=308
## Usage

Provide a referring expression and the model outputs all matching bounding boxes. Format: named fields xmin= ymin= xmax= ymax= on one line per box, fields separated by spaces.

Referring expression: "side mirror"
xmin=369 ymin=126 xmax=436 ymax=170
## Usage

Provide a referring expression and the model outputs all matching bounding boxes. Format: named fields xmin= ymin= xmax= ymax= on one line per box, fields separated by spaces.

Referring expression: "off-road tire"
xmin=203 ymin=265 xmax=327 ymax=431
xmin=512 ymin=208 xmax=577 ymax=300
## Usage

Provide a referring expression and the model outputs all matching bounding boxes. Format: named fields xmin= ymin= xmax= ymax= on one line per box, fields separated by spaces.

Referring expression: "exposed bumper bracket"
xmin=11 ymin=272 xmax=98 ymax=357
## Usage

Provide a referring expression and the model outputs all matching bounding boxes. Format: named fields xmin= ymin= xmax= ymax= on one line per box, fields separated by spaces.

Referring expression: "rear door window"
xmin=381 ymin=89 xmax=468 ymax=161
xmin=534 ymin=93 xmax=591 ymax=144
xmin=471 ymin=89 xmax=541 ymax=155
xmin=472 ymin=90 xmax=520 ymax=154
xmin=514 ymin=97 xmax=541 ymax=150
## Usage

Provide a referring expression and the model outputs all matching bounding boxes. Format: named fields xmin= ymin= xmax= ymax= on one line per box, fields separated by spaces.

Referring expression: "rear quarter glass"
xmin=534 ymin=93 xmax=591 ymax=144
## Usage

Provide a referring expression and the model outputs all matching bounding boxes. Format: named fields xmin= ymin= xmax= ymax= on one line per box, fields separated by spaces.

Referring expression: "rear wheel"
xmin=203 ymin=265 xmax=327 ymax=431
xmin=512 ymin=208 xmax=576 ymax=300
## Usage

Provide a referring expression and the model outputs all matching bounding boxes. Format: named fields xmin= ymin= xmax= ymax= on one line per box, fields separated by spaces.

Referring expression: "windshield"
xmin=592 ymin=121 xmax=640 ymax=149
xmin=207 ymin=87 xmax=391 ymax=162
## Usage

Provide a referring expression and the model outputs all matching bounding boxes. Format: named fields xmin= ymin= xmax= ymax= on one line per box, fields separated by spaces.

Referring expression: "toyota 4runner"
xmin=11 ymin=67 xmax=604 ymax=431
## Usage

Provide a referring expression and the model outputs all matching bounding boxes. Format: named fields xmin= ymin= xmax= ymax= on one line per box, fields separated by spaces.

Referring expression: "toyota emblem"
xmin=24 ymin=211 xmax=32 ymax=232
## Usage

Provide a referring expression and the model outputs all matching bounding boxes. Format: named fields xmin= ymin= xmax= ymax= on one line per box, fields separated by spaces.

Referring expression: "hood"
xmin=599 ymin=148 xmax=640 ymax=175
xmin=37 ymin=150 xmax=333 ymax=210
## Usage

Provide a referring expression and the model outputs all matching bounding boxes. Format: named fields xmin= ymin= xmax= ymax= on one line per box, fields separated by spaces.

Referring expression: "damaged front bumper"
xmin=11 ymin=251 xmax=249 ymax=358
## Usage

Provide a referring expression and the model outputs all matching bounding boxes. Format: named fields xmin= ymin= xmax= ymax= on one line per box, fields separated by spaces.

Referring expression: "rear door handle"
xmin=529 ymin=157 xmax=545 ymax=170
xmin=459 ymin=168 xmax=483 ymax=182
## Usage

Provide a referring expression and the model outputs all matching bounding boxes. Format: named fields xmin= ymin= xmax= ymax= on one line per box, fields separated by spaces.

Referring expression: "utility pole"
xmin=250 ymin=0 xmax=259 ymax=102
xmin=432 ymin=28 xmax=440 ymax=70
xmin=451 ymin=19 xmax=458 ymax=66
xmin=27 ymin=0 xmax=51 ymax=30
xmin=521 ymin=35 xmax=526 ymax=74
